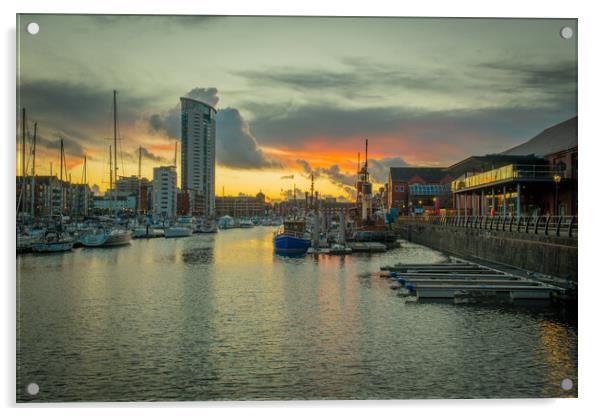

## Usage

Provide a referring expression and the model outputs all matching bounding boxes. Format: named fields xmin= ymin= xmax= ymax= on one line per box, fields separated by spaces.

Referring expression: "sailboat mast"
xmin=109 ymin=144 xmax=113 ymax=215
xmin=113 ymin=90 xmax=118 ymax=186
xmin=59 ymin=138 xmax=64 ymax=216
xmin=83 ymin=155 xmax=88 ymax=216
xmin=21 ymin=108 xmax=26 ymax=180
xmin=109 ymin=90 xmax=118 ymax=214
xmin=20 ymin=108 xmax=26 ymax=215
xmin=48 ymin=162 xmax=53 ymax=219
xmin=138 ymin=146 xmax=142 ymax=213
xmin=30 ymin=122 xmax=37 ymax=217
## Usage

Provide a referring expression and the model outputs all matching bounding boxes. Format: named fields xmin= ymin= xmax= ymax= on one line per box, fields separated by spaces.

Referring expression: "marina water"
xmin=17 ymin=226 xmax=577 ymax=401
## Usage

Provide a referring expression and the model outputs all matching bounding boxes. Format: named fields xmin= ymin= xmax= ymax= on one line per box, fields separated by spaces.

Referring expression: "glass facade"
xmin=452 ymin=164 xmax=563 ymax=192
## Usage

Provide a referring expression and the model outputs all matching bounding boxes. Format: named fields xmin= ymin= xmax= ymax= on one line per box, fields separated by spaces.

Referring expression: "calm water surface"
xmin=17 ymin=227 xmax=577 ymax=401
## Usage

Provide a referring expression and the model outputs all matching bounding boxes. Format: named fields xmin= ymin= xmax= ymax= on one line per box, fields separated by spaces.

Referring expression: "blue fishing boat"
xmin=273 ymin=219 xmax=311 ymax=254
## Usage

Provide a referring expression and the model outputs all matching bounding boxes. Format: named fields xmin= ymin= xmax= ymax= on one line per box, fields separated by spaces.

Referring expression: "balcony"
xmin=451 ymin=164 xmax=565 ymax=192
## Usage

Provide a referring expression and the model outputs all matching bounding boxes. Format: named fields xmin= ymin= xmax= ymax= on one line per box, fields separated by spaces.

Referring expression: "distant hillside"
xmin=502 ymin=116 xmax=577 ymax=157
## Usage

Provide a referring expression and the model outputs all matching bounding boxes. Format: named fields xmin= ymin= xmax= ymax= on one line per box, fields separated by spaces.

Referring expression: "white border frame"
xmin=2 ymin=1 xmax=600 ymax=415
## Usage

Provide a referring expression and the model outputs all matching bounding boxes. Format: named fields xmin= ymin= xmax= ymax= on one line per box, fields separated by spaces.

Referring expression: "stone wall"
xmin=393 ymin=221 xmax=578 ymax=281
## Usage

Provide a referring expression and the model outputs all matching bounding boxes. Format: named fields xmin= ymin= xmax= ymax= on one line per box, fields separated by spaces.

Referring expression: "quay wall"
xmin=393 ymin=221 xmax=578 ymax=281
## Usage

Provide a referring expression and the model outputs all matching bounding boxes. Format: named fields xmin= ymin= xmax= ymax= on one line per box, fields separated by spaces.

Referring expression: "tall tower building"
xmin=152 ymin=166 xmax=177 ymax=220
xmin=180 ymin=97 xmax=217 ymax=216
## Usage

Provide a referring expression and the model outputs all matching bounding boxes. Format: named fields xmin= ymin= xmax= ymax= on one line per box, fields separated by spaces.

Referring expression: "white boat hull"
xmin=81 ymin=230 xmax=132 ymax=247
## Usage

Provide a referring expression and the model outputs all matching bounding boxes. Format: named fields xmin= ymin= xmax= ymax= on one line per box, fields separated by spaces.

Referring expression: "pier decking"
xmin=380 ymin=260 xmax=564 ymax=302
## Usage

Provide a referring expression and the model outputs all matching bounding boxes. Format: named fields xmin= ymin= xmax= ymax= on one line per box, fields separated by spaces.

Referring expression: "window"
xmin=394 ymin=185 xmax=405 ymax=192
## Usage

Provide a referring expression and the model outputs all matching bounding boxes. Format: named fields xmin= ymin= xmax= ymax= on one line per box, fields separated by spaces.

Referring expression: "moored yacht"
xmin=81 ymin=226 xmax=132 ymax=247
xmin=239 ymin=218 xmax=254 ymax=228
xmin=165 ymin=217 xmax=195 ymax=238
xmin=31 ymin=231 xmax=74 ymax=253
xmin=196 ymin=218 xmax=218 ymax=233
xmin=164 ymin=226 xmax=193 ymax=238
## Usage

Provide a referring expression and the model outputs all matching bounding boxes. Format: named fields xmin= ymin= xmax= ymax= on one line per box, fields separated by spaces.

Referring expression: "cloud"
xmin=368 ymin=157 xmax=408 ymax=183
xmin=18 ymin=79 xmax=160 ymax=163
xmin=233 ymin=60 xmax=453 ymax=100
xmin=281 ymin=188 xmax=305 ymax=200
xmin=35 ymin=133 xmax=88 ymax=159
xmin=246 ymin=101 xmax=576 ymax=164
xmin=216 ymin=108 xmax=283 ymax=169
xmin=124 ymin=146 xmax=170 ymax=164
xmin=148 ymin=88 xmax=283 ymax=170
xmin=186 ymin=87 xmax=220 ymax=107
xmin=235 ymin=57 xmax=577 ymax=104
xmin=295 ymin=155 xmax=409 ymax=199
xmin=147 ymin=87 xmax=220 ymax=139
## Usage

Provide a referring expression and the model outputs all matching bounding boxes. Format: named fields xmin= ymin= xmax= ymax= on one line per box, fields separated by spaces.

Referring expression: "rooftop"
xmin=502 ymin=116 xmax=577 ymax=157
xmin=180 ymin=96 xmax=217 ymax=112
xmin=390 ymin=167 xmax=449 ymax=182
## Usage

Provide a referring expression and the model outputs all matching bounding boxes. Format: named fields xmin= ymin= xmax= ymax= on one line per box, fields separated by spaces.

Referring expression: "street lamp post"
xmin=553 ymin=174 xmax=561 ymax=215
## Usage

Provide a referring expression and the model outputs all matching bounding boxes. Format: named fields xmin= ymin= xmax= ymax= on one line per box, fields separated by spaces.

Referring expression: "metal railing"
xmin=451 ymin=164 xmax=565 ymax=192
xmin=397 ymin=215 xmax=578 ymax=238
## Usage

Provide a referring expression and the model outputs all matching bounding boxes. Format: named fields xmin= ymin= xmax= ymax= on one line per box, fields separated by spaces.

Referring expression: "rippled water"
xmin=16 ymin=226 xmax=577 ymax=401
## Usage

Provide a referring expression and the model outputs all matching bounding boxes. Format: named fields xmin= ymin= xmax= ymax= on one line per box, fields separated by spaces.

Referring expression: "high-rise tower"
xmin=180 ymin=97 xmax=217 ymax=215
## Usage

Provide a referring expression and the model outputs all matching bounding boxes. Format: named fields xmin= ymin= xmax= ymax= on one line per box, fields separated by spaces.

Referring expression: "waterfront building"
xmin=92 ymin=193 xmax=137 ymax=213
xmin=215 ymin=192 xmax=267 ymax=218
xmin=16 ymin=176 xmax=92 ymax=219
xmin=70 ymin=183 xmax=92 ymax=218
xmin=274 ymin=196 xmax=353 ymax=220
xmin=388 ymin=168 xmax=453 ymax=215
xmin=180 ymin=97 xmax=217 ymax=216
xmin=115 ymin=175 xmax=151 ymax=212
xmin=321 ymin=199 xmax=356 ymax=221
xmin=152 ymin=166 xmax=177 ymax=220
xmin=450 ymin=117 xmax=577 ymax=217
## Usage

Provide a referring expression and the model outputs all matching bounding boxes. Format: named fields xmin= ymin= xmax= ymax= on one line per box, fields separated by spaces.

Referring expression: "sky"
xmin=16 ymin=15 xmax=577 ymax=200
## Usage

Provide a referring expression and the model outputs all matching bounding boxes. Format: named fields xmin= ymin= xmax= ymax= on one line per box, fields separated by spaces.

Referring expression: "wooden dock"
xmin=380 ymin=260 xmax=564 ymax=302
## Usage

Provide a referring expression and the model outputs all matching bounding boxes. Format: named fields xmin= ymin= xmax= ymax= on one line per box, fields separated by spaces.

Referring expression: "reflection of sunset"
xmin=537 ymin=320 xmax=577 ymax=397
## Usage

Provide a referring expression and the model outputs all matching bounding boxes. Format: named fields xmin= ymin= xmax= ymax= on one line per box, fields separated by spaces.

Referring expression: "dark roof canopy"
xmin=389 ymin=167 xmax=448 ymax=182
xmin=447 ymin=154 xmax=545 ymax=174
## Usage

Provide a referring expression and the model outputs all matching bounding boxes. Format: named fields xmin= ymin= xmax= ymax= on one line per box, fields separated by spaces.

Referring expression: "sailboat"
xmin=81 ymin=90 xmax=131 ymax=247
xmin=196 ymin=218 xmax=218 ymax=233
xmin=81 ymin=225 xmax=132 ymax=247
xmin=32 ymin=230 xmax=74 ymax=253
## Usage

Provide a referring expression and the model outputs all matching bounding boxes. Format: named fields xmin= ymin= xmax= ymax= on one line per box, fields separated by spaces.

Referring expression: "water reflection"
xmin=17 ymin=227 xmax=577 ymax=401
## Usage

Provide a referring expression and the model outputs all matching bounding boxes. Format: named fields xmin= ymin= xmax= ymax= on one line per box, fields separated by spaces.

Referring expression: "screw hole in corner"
xmin=560 ymin=378 xmax=573 ymax=391
xmin=560 ymin=26 xmax=573 ymax=40
xmin=26 ymin=22 xmax=40 ymax=35
xmin=26 ymin=382 xmax=39 ymax=396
